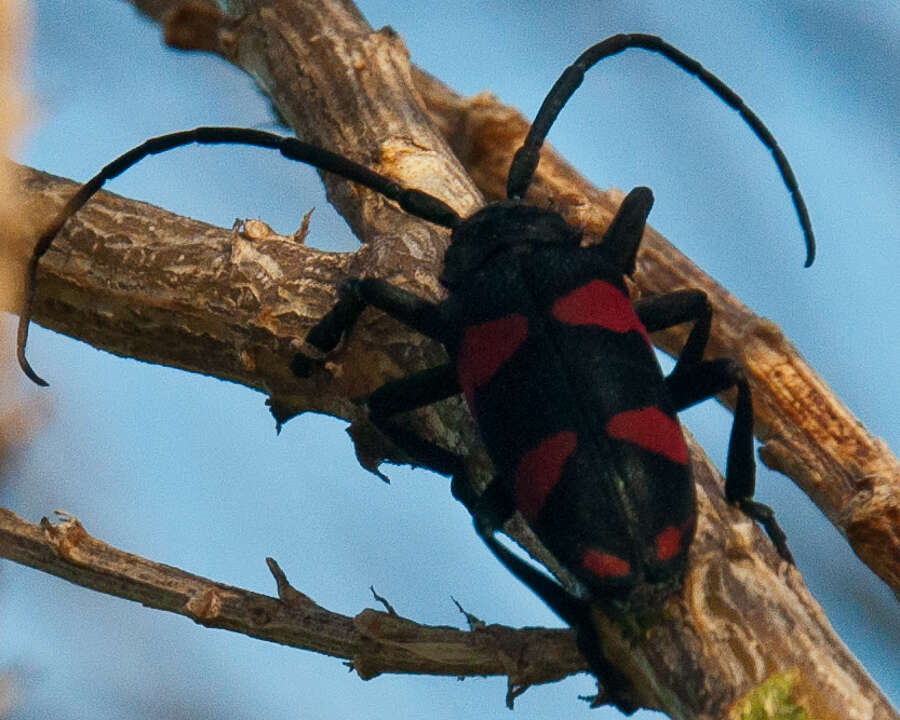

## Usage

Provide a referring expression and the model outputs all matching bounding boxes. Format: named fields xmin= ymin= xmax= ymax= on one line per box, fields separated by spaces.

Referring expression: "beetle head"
xmin=441 ymin=201 xmax=583 ymax=288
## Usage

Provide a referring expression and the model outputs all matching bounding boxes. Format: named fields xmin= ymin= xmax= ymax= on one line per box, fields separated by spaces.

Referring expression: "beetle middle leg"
xmin=365 ymin=369 xmax=524 ymax=540
xmin=363 ymin=363 xmax=479 ymax=509
xmin=634 ymin=290 xmax=794 ymax=563
xmin=300 ymin=277 xmax=488 ymax=511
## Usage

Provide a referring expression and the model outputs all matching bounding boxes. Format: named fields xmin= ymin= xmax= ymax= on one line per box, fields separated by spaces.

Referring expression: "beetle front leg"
xmin=633 ymin=288 xmax=711 ymax=372
xmin=304 ymin=277 xmax=450 ymax=354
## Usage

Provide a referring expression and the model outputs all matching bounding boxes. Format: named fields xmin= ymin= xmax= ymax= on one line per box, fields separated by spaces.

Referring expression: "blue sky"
xmin=4 ymin=1 xmax=899 ymax=718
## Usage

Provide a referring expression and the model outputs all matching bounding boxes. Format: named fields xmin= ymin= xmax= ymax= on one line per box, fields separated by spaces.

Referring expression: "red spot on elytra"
xmin=457 ymin=314 xmax=528 ymax=410
xmin=551 ymin=280 xmax=649 ymax=344
xmin=605 ymin=407 xmax=688 ymax=464
xmin=515 ymin=431 xmax=577 ymax=522
xmin=654 ymin=525 xmax=684 ymax=561
xmin=581 ymin=548 xmax=631 ymax=578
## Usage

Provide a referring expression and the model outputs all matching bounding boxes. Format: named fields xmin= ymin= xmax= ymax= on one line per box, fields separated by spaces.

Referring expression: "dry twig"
xmin=0 ymin=507 xmax=583 ymax=699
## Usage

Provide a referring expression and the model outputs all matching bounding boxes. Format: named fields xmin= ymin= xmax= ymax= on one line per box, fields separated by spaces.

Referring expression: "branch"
xmin=0 ymin=507 xmax=584 ymax=702
xmin=5 ymin=0 xmax=898 ymax=717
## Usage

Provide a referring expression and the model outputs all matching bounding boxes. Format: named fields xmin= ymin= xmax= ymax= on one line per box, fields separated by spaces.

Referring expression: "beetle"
xmin=17 ymin=34 xmax=813 ymax=709
xmin=298 ymin=34 xmax=813 ymax=704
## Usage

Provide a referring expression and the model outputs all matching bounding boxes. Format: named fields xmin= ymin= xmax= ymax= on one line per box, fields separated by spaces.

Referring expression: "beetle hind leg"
xmin=475 ymin=519 xmax=636 ymax=712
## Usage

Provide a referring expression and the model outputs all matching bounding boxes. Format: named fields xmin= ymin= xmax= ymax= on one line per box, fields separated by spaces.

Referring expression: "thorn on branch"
xmin=267 ymin=398 xmax=300 ymax=433
xmin=370 ymin=585 xmax=398 ymax=616
xmin=265 ymin=556 xmax=317 ymax=610
xmin=506 ymin=681 xmax=529 ymax=710
xmin=346 ymin=420 xmax=394 ymax=483
xmin=294 ymin=208 xmax=314 ymax=244
xmin=451 ymin=595 xmax=484 ymax=630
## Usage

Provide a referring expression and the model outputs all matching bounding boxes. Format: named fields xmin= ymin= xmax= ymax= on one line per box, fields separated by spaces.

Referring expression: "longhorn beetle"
xmin=17 ymin=34 xmax=814 ymax=708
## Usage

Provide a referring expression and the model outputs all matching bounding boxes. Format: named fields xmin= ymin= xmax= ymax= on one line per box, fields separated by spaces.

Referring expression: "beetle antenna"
xmin=17 ymin=127 xmax=461 ymax=385
xmin=506 ymin=33 xmax=815 ymax=267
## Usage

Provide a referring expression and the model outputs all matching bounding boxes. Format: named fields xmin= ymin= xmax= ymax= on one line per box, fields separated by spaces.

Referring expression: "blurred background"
xmin=2 ymin=0 xmax=898 ymax=718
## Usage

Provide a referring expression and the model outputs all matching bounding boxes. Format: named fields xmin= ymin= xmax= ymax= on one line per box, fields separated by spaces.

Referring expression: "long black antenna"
xmin=506 ymin=33 xmax=815 ymax=268
xmin=17 ymin=127 xmax=461 ymax=386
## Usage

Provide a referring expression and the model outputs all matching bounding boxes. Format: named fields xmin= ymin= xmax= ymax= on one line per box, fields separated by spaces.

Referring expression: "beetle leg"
xmin=666 ymin=359 xmax=793 ymax=563
xmin=366 ymin=363 xmax=462 ymax=473
xmin=475 ymin=518 xmax=636 ymax=712
xmin=376 ymin=373 xmax=640 ymax=713
xmin=305 ymin=277 xmax=450 ymax=354
xmin=368 ymin=364 xmax=459 ymax=420
xmin=364 ymin=363 xmax=482 ymax=511
xmin=633 ymin=289 xmax=711 ymax=371
xmin=368 ymin=393 xmax=630 ymax=703
xmin=635 ymin=291 xmax=792 ymax=561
